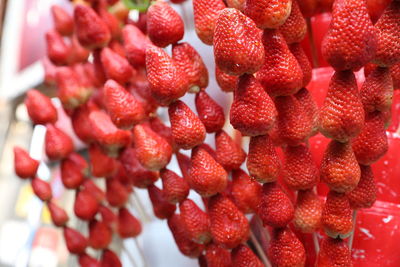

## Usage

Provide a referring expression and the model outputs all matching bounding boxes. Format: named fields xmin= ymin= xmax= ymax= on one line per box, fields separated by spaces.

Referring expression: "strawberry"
xmin=113 ymin=166 xmax=133 ymax=192
xmin=298 ymin=0 xmax=318 ymax=17
xmin=70 ymin=35 xmax=90 ymax=63
xmin=74 ymin=189 xmax=99 ymax=220
xmin=172 ymin=42 xmax=209 ymax=92
xmin=215 ymin=65 xmax=238 ymax=93
xmin=282 ymin=144 xmax=319 ymax=190
xmin=247 ymin=134 xmax=280 ymax=183
xmin=268 ymin=227 xmax=306 ymax=267
xmin=188 ymin=147 xmax=228 ymax=197
xmin=352 ymin=111 xmax=388 ymax=165
xmin=74 ymin=5 xmax=111 ymax=49
xmin=257 ymin=182 xmax=294 ymax=228
xmin=122 ymin=24 xmax=150 ymax=68
xmin=47 ymin=201 xmax=69 ymax=227
xmin=60 ymin=153 xmax=86 ymax=189
xmin=193 ymin=0 xmax=226 ymax=45
xmin=230 ymin=169 xmax=262 ymax=214
xmin=103 ymin=79 xmax=145 ymax=129
xmin=176 ymin=152 xmax=191 ymax=179
xmin=231 ymin=244 xmax=263 ymax=267
xmin=321 ymin=0 xmax=377 ymax=71
xmin=133 ymin=123 xmax=172 ymax=171
xmin=145 ymin=45 xmax=188 ymax=105
xmin=209 ymin=194 xmax=249 ymax=249
xmin=321 ymin=140 xmax=361 ymax=193
xmin=106 ymin=178 xmax=129 ymax=207
xmin=147 ymin=0 xmax=184 ymax=47
xmin=92 ymin=49 xmax=107 ymax=85
xmin=392 ymin=62 xmax=400 ymax=89
xmin=99 ymin=204 xmax=117 ymax=227
xmin=14 ymin=147 xmax=39 ymax=179
xmin=289 ymin=43 xmax=312 ymax=88
xmin=179 ymin=199 xmax=212 ymax=244
xmin=319 ymin=70 xmax=365 ymax=142
xmin=160 ymin=168 xmax=190 ymax=204
xmin=195 ymin=91 xmax=225 ymax=133
xmin=79 ymin=253 xmax=100 ymax=267
xmin=213 ymin=8 xmax=265 ymax=75
xmin=149 ymin=117 xmax=175 ymax=148
xmin=198 ymin=143 xmax=218 ymax=160
xmin=279 ymin=0 xmax=307 ymax=44
xmin=82 ymin=179 xmax=106 ymax=203
xmin=88 ymin=219 xmax=112 ymax=249
xmin=226 ymin=0 xmax=245 ymax=10
xmin=294 ymin=88 xmax=318 ymax=136
xmin=101 ymin=249 xmax=122 ymax=267
xmin=245 ymin=0 xmax=292 ymax=29
xmin=148 ymin=184 xmax=176 ymax=219
xmin=100 ymin=48 xmax=135 ymax=84
xmin=89 ymin=144 xmax=118 ymax=177
xmin=117 ymin=207 xmax=142 ymax=238
xmin=129 ymin=78 xmax=159 ymax=116
xmin=317 ymin=236 xmax=353 ymax=267
xmin=71 ymin=101 xmax=98 ymax=144
xmin=63 ymin=227 xmax=87 ymax=254
xmin=373 ymin=0 xmax=400 ymax=67
xmin=204 ymin=243 xmax=232 ymax=267
xmin=167 ymin=214 xmax=204 ymax=257
xmin=294 ymin=189 xmax=323 ymax=233
xmin=45 ymin=29 xmax=70 ymax=66
xmin=51 ymin=5 xmax=73 ymax=36
xmin=360 ymin=66 xmax=393 ymax=113
xmin=94 ymin=0 xmax=121 ymax=40
xmin=346 ymin=165 xmax=377 ymax=209
xmin=215 ymin=130 xmax=246 ymax=171
xmin=45 ymin=124 xmax=74 ymax=160
xmin=257 ymin=29 xmax=303 ymax=96
xmin=42 ymin=58 xmax=57 ymax=86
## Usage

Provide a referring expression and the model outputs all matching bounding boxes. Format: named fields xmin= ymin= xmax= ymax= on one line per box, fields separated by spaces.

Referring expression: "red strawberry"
xmin=79 ymin=253 xmax=100 ymax=267
xmin=94 ymin=0 xmax=121 ymax=40
xmin=149 ymin=117 xmax=175 ymax=149
xmin=47 ymin=201 xmax=69 ymax=227
xmin=352 ymin=111 xmax=388 ymax=165
xmin=230 ymin=74 xmax=277 ymax=136
xmin=282 ymin=144 xmax=319 ymax=190
xmin=195 ymin=91 xmax=225 ymax=133
xmin=179 ymin=199 xmax=212 ymax=244
xmin=213 ymin=8 xmax=265 ymax=75
xmin=176 ymin=152 xmax=191 ymax=179
xmin=99 ymin=205 xmax=117 ymax=228
xmin=168 ymin=100 xmax=206 ymax=150
xmin=230 ymin=169 xmax=262 ymax=214
xmin=145 ymin=45 xmax=188 ymax=106
xmin=172 ymin=42 xmax=209 ymax=92
xmin=70 ymin=35 xmax=90 ymax=63
xmin=226 ymin=0 xmax=245 ymax=10
xmin=74 ymin=5 xmax=111 ymax=49
xmin=244 ymin=0 xmax=292 ymax=29
xmin=215 ymin=130 xmax=246 ymax=171
xmin=294 ymin=88 xmax=318 ymax=136
xmin=321 ymin=0 xmax=377 ymax=71
xmin=294 ymin=189 xmax=323 ymax=233
xmin=122 ymin=24 xmax=151 ymax=68
xmin=14 ymin=147 xmax=39 ymax=179
xmin=257 ymin=29 xmax=303 ymax=96
xmin=231 ymin=244 xmax=263 ymax=267
xmin=257 ymin=182 xmax=294 ymax=228
xmin=188 ymin=147 xmax=228 ymax=197
xmin=45 ymin=124 xmax=73 ymax=160
xmin=71 ymin=101 xmax=98 ymax=144
xmin=42 ymin=58 xmax=57 ymax=86
xmin=392 ymin=62 xmax=400 ymax=89
xmin=298 ymin=0 xmax=318 ymax=17
xmin=204 ymin=243 xmax=232 ymax=267
xmin=247 ymin=134 xmax=280 ymax=183
xmin=63 ymin=227 xmax=87 ymax=254
xmin=100 ymin=48 xmax=135 ymax=84
xmin=106 ymin=178 xmax=129 ymax=207
xmin=148 ymin=185 xmax=176 ymax=219
xmin=82 ymin=179 xmax=106 ymax=203
xmin=161 ymin=168 xmax=189 ymax=204
xmin=373 ymin=0 xmax=400 ymax=67
xmin=215 ymin=65 xmax=238 ymax=92
xmin=193 ymin=0 xmax=226 ymax=45
xmin=101 ymin=249 xmax=122 ymax=267
xmin=61 ymin=153 xmax=87 ymax=189
xmin=167 ymin=214 xmax=204 ymax=257
xmin=319 ymin=70 xmax=365 ymax=142
xmin=268 ymin=227 xmax=306 ymax=267
xmin=74 ymin=189 xmax=99 ymax=220
xmin=88 ymin=219 xmax=112 ymax=249
xmin=289 ymin=43 xmax=312 ymax=88
xmin=51 ymin=5 xmax=73 ymax=36
xmin=321 ymin=191 xmax=353 ymax=238
xmin=92 ymin=49 xmax=107 ymax=86
xmin=133 ymin=123 xmax=172 ymax=171
xmin=346 ymin=165 xmax=377 ymax=209
xmin=129 ymin=78 xmax=159 ymax=116
xmin=89 ymin=144 xmax=118 ymax=177
xmin=117 ymin=207 xmax=142 ymax=238
xmin=103 ymin=79 xmax=145 ymax=129
xmin=147 ymin=1 xmax=184 ymax=47
xmin=279 ymin=0 xmax=307 ymax=44
xmin=321 ymin=140 xmax=361 ymax=193
xmin=317 ymin=236 xmax=353 ymax=267
xmin=45 ymin=30 xmax=70 ymax=66
xmin=209 ymin=194 xmax=249 ymax=249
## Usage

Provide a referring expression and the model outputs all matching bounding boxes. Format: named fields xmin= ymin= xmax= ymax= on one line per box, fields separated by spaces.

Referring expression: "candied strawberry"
xmin=294 ymin=88 xmax=318 ymax=136
xmin=188 ymin=147 xmax=228 ymax=197
xmin=99 ymin=205 xmax=117 ymax=227
xmin=279 ymin=0 xmax=307 ymax=44
xmin=89 ymin=144 xmax=118 ymax=177
xmin=122 ymin=24 xmax=150 ymax=68
xmin=45 ymin=29 xmax=70 ymax=66
xmin=317 ymin=236 xmax=353 ymax=267
xmin=101 ymin=249 xmax=122 ymax=267
xmin=245 ymin=0 xmax=292 ymax=29
xmin=321 ymin=0 xmax=377 ymax=71
xmin=321 ymin=140 xmax=360 ymax=193
xmin=204 ymin=243 xmax=232 ymax=267
xmin=45 ymin=124 xmax=73 ymax=160
xmin=193 ymin=0 xmax=226 ymax=45
xmin=88 ymin=219 xmax=112 ymax=249
xmin=215 ymin=130 xmax=246 ymax=171
xmin=161 ymin=169 xmax=189 ymax=204
xmin=361 ymin=67 xmax=393 ymax=113
xmin=74 ymin=190 xmax=99 ymax=220
xmin=247 ymin=134 xmax=280 ymax=183
xmin=14 ymin=147 xmax=39 ymax=179
xmin=180 ymin=199 xmax=212 ymax=244
xmin=290 ymin=43 xmax=312 ymax=88
xmin=230 ymin=169 xmax=262 ymax=214
xmin=195 ymin=91 xmax=225 ymax=133
xmin=79 ymin=254 xmax=100 ymax=267
xmin=230 ymin=74 xmax=277 ymax=136
xmin=346 ymin=165 xmax=377 ymax=209
xmin=94 ymin=0 xmax=121 ymax=40
xmin=63 ymin=227 xmax=87 ymax=254
xmin=319 ymin=70 xmax=365 ymax=142
xmin=100 ymin=48 xmax=135 ymax=85
xmin=47 ymin=201 xmax=69 ymax=227
xmin=31 ymin=177 xmax=52 ymax=201
xmin=106 ymin=178 xmax=129 ymax=207
xmin=294 ymin=189 xmax=323 ymax=233
xmin=268 ymin=227 xmax=306 ymax=267
xmin=61 ymin=153 xmax=87 ymax=189
xmin=208 ymin=194 xmax=249 ymax=249
xmin=148 ymin=185 xmax=176 ymax=219
xmin=231 ymin=244 xmax=263 ymax=267
xmin=215 ymin=65 xmax=238 ymax=92
xmin=117 ymin=207 xmax=142 ymax=238
xmin=70 ymin=35 xmax=90 ymax=64
xmin=213 ymin=8 xmax=264 ymax=75
xmin=147 ymin=1 xmax=184 ymax=47
xmin=51 ymin=5 xmax=73 ymax=36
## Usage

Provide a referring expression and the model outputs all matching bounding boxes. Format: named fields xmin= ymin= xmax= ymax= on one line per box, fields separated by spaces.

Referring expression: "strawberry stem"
xmin=306 ymin=18 xmax=319 ymax=68
xmin=122 ymin=0 xmax=151 ymax=12
xmin=348 ymin=210 xmax=357 ymax=251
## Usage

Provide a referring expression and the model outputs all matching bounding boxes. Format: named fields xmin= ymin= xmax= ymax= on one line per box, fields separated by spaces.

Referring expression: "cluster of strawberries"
xmin=12 ymin=0 xmax=400 ymax=266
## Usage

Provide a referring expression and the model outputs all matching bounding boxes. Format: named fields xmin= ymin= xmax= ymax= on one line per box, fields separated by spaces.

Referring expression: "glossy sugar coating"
xmin=245 ymin=0 xmax=292 ymax=29
xmin=160 ymin=168 xmax=189 ymax=204
xmin=317 ymin=237 xmax=353 ymax=267
xmin=195 ymin=91 xmax=225 ymax=133
xmin=294 ymin=88 xmax=318 ymax=136
xmin=148 ymin=185 xmax=176 ymax=219
xmin=290 ymin=43 xmax=313 ymax=88
xmin=203 ymin=243 xmax=232 ymax=267
xmin=294 ymin=189 xmax=323 ymax=233
xmin=215 ymin=130 xmax=246 ymax=171
xmin=215 ymin=65 xmax=238 ymax=92
xmin=346 ymin=165 xmax=377 ymax=209
xmin=231 ymin=244 xmax=263 ymax=267
xmin=279 ymin=0 xmax=307 ymax=44
xmin=230 ymin=169 xmax=262 ymax=214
